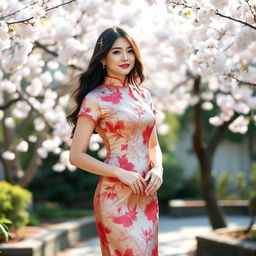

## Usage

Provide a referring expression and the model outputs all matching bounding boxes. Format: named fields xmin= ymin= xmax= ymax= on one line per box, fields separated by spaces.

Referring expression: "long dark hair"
xmin=66 ymin=26 xmax=145 ymax=138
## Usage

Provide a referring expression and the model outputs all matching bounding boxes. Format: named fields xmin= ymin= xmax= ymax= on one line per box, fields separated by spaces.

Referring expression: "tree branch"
xmin=215 ymin=9 xmax=256 ymax=30
xmin=5 ymin=0 xmax=77 ymax=25
xmin=192 ymin=75 xmax=204 ymax=156
xmin=207 ymin=113 xmax=238 ymax=157
xmin=33 ymin=41 xmax=58 ymax=56
xmin=228 ymin=74 xmax=256 ymax=87
xmin=16 ymin=109 xmax=34 ymax=134
xmin=19 ymin=133 xmax=45 ymax=187
xmin=168 ymin=1 xmax=256 ymax=30
xmin=0 ymin=97 xmax=20 ymax=110
xmin=33 ymin=41 xmax=83 ymax=71
xmin=0 ymin=1 xmax=42 ymax=20
xmin=45 ymin=0 xmax=76 ymax=12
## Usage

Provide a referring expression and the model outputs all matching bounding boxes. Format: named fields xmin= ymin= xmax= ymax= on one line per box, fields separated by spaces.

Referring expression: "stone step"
xmin=0 ymin=217 xmax=97 ymax=256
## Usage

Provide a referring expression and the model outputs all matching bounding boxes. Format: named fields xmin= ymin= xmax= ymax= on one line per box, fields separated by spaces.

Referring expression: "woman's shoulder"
xmin=134 ymin=85 xmax=152 ymax=98
xmin=85 ymin=85 xmax=105 ymax=98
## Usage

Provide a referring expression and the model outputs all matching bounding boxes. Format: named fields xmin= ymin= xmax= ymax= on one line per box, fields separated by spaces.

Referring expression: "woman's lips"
xmin=119 ymin=64 xmax=130 ymax=69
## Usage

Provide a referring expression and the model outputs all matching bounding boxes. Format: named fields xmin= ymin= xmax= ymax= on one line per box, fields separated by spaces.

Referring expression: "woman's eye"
xmin=128 ymin=49 xmax=134 ymax=53
xmin=113 ymin=51 xmax=120 ymax=54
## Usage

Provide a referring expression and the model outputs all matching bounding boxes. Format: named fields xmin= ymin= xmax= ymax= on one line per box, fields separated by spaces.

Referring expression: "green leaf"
xmin=1 ymin=223 xmax=9 ymax=231
xmin=0 ymin=218 xmax=12 ymax=224
xmin=0 ymin=224 xmax=9 ymax=241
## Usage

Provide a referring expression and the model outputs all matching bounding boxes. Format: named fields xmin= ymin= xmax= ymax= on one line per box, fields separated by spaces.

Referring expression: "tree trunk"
xmin=195 ymin=144 xmax=227 ymax=229
xmin=192 ymin=75 xmax=227 ymax=229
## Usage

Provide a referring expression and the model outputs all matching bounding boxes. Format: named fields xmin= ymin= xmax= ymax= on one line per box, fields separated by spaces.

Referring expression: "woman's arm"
xmin=69 ymin=116 xmax=147 ymax=195
xmin=145 ymin=125 xmax=163 ymax=196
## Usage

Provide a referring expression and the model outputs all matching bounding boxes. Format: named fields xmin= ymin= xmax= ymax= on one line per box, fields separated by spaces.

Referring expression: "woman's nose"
xmin=122 ymin=52 xmax=128 ymax=60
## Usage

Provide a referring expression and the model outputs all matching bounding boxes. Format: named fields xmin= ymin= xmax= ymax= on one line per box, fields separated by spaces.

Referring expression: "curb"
xmin=168 ymin=200 xmax=249 ymax=217
xmin=196 ymin=226 xmax=256 ymax=256
xmin=0 ymin=216 xmax=97 ymax=256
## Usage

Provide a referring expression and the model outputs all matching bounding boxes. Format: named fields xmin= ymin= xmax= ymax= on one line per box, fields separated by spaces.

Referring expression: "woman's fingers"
xmin=145 ymin=173 xmax=162 ymax=195
xmin=129 ymin=174 xmax=147 ymax=195
xmin=146 ymin=180 xmax=161 ymax=195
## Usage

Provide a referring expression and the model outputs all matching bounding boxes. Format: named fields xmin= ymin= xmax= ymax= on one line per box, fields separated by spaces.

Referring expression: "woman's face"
xmin=102 ymin=37 xmax=135 ymax=80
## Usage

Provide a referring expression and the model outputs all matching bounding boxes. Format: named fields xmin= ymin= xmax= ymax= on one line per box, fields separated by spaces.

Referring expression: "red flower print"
xmin=140 ymin=90 xmax=146 ymax=99
xmin=152 ymin=243 xmax=158 ymax=256
xmin=115 ymin=248 xmax=135 ymax=256
xmin=117 ymin=155 xmax=136 ymax=172
xmin=121 ymin=144 xmax=128 ymax=151
xmin=112 ymin=205 xmax=138 ymax=227
xmin=101 ymin=88 xmax=123 ymax=104
xmin=104 ymin=120 xmax=125 ymax=140
xmin=144 ymin=199 xmax=158 ymax=224
xmin=84 ymin=107 xmax=91 ymax=113
xmin=101 ymin=185 xmax=118 ymax=201
xmin=128 ymin=88 xmax=138 ymax=101
xmin=142 ymin=125 xmax=154 ymax=145
xmin=141 ymin=227 xmax=154 ymax=243
xmin=106 ymin=177 xmax=120 ymax=182
xmin=96 ymin=221 xmax=111 ymax=249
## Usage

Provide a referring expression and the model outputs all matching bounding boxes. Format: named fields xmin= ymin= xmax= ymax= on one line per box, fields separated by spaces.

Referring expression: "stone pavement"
xmin=58 ymin=215 xmax=249 ymax=256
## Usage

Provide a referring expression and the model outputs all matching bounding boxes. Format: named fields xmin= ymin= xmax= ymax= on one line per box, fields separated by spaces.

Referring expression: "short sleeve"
xmin=77 ymin=92 xmax=101 ymax=123
xmin=144 ymin=88 xmax=158 ymax=115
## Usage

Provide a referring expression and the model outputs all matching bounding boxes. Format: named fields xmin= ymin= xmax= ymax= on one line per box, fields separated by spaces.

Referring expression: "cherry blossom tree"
xmin=0 ymin=0 xmax=256 ymax=229
xmin=164 ymin=0 xmax=256 ymax=229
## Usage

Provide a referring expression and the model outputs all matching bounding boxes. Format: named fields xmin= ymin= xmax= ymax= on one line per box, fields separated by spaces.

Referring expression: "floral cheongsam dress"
xmin=77 ymin=75 xmax=159 ymax=256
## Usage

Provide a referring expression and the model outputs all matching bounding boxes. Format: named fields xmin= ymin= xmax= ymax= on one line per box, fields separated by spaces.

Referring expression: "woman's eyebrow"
xmin=111 ymin=46 xmax=132 ymax=50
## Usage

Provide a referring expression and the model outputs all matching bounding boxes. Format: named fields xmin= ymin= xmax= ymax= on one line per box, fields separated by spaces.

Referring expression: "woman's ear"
xmin=100 ymin=58 xmax=106 ymax=65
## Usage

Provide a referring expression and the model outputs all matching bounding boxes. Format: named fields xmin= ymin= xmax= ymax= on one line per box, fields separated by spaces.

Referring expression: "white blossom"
xmin=53 ymin=162 xmax=66 ymax=172
xmin=209 ymin=116 xmax=224 ymax=126
xmin=28 ymin=135 xmax=37 ymax=142
xmin=34 ymin=118 xmax=46 ymax=131
xmin=37 ymin=147 xmax=48 ymax=158
xmin=2 ymin=151 xmax=15 ymax=161
xmin=209 ymin=0 xmax=229 ymax=9
xmin=4 ymin=117 xmax=15 ymax=128
xmin=157 ymin=123 xmax=169 ymax=135
xmin=89 ymin=142 xmax=100 ymax=151
xmin=202 ymin=102 xmax=213 ymax=110
xmin=26 ymin=78 xmax=43 ymax=96
xmin=16 ymin=141 xmax=29 ymax=152
xmin=0 ymin=21 xmax=10 ymax=51
xmin=228 ymin=115 xmax=249 ymax=134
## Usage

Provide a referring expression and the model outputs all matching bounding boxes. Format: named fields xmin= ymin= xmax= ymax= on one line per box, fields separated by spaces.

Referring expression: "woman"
xmin=67 ymin=27 xmax=163 ymax=256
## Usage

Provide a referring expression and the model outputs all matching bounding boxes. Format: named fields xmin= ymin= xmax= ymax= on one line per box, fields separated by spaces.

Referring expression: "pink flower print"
xmin=101 ymin=185 xmax=118 ymax=201
xmin=115 ymin=248 xmax=135 ymax=256
xmin=142 ymin=125 xmax=154 ymax=145
xmin=152 ymin=243 xmax=158 ymax=256
xmin=144 ymin=199 xmax=158 ymax=224
xmin=112 ymin=205 xmax=138 ymax=227
xmin=96 ymin=221 xmax=111 ymax=249
xmin=141 ymin=227 xmax=154 ymax=243
xmin=104 ymin=120 xmax=125 ymax=140
xmin=117 ymin=155 xmax=136 ymax=172
xmin=101 ymin=87 xmax=123 ymax=104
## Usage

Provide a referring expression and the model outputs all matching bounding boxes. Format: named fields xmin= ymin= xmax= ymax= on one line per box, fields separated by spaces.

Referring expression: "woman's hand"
xmin=144 ymin=166 xmax=163 ymax=196
xmin=116 ymin=169 xmax=147 ymax=196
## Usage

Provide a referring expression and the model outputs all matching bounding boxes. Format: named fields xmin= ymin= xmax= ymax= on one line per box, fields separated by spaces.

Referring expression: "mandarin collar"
xmin=103 ymin=75 xmax=129 ymax=88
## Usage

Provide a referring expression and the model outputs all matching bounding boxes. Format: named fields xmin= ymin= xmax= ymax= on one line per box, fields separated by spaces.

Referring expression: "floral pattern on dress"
xmin=78 ymin=75 xmax=159 ymax=256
